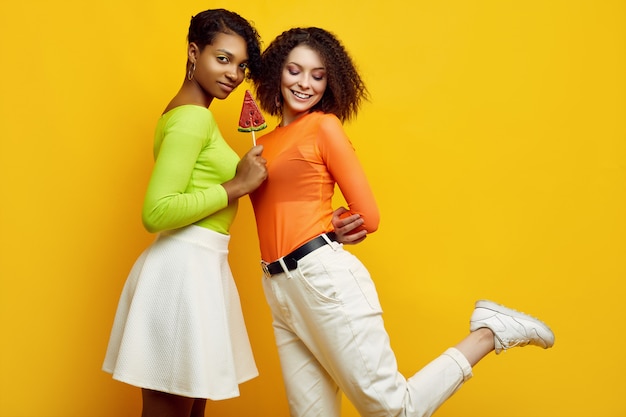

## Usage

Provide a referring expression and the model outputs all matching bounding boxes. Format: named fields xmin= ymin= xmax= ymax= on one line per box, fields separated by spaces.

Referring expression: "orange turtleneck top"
xmin=250 ymin=111 xmax=379 ymax=262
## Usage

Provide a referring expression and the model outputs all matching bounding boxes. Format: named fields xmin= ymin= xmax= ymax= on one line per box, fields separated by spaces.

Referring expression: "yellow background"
xmin=1 ymin=0 xmax=624 ymax=416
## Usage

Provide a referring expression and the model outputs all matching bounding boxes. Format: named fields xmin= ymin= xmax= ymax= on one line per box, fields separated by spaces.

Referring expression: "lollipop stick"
xmin=252 ymin=130 xmax=256 ymax=146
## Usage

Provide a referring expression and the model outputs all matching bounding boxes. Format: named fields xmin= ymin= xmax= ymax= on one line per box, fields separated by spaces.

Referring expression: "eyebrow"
xmin=217 ymin=48 xmax=234 ymax=57
xmin=287 ymin=62 xmax=326 ymax=71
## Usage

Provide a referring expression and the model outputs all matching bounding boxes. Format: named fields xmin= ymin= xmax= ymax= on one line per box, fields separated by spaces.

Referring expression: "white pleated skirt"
xmin=102 ymin=225 xmax=258 ymax=400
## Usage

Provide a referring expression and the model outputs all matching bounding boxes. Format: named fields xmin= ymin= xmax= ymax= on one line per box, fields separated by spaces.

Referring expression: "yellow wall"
xmin=1 ymin=0 xmax=624 ymax=416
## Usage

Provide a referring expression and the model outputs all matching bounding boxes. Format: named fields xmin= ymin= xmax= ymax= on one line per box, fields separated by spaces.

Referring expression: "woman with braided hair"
xmin=102 ymin=9 xmax=268 ymax=416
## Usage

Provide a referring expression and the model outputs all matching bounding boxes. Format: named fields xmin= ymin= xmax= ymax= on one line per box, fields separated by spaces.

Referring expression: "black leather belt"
xmin=262 ymin=232 xmax=337 ymax=277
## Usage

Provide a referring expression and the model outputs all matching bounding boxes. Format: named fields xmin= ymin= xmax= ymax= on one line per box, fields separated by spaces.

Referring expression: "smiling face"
xmin=280 ymin=45 xmax=328 ymax=126
xmin=189 ymin=32 xmax=249 ymax=105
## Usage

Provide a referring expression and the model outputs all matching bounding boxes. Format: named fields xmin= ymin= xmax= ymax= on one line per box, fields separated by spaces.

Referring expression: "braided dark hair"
xmin=187 ymin=9 xmax=262 ymax=80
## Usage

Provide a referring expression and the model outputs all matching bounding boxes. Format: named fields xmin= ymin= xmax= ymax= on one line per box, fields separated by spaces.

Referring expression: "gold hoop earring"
xmin=187 ymin=62 xmax=196 ymax=81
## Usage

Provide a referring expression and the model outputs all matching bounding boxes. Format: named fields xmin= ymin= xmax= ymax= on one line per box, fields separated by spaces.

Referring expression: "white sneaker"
xmin=470 ymin=300 xmax=555 ymax=354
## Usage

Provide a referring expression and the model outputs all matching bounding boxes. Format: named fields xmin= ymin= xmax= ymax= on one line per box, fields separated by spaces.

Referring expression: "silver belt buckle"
xmin=261 ymin=261 xmax=271 ymax=278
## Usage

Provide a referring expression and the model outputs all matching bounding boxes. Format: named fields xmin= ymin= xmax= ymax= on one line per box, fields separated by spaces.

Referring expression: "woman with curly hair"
xmin=102 ymin=9 xmax=268 ymax=417
xmin=250 ymin=27 xmax=555 ymax=417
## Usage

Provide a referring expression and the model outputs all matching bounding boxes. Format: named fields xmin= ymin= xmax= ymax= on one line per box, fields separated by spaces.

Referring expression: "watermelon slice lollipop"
xmin=238 ymin=90 xmax=267 ymax=146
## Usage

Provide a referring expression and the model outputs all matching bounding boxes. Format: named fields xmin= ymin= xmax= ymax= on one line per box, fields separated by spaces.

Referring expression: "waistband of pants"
xmin=261 ymin=232 xmax=337 ymax=277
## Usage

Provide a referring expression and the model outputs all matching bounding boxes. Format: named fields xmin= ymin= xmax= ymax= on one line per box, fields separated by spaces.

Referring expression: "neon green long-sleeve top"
xmin=141 ymin=105 xmax=240 ymax=235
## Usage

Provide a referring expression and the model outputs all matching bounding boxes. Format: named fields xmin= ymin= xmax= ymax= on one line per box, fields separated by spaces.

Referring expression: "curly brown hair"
xmin=251 ymin=27 xmax=368 ymax=123
xmin=187 ymin=9 xmax=262 ymax=80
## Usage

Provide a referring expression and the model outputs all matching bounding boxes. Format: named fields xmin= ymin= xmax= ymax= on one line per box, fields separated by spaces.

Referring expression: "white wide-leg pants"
xmin=262 ymin=242 xmax=472 ymax=417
